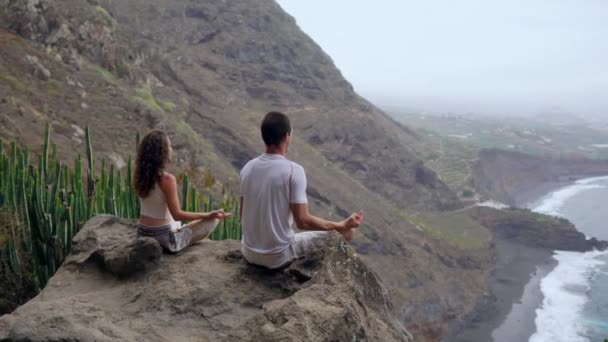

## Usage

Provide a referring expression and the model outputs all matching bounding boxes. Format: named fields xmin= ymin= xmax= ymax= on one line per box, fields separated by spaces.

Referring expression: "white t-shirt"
xmin=240 ymin=153 xmax=308 ymax=254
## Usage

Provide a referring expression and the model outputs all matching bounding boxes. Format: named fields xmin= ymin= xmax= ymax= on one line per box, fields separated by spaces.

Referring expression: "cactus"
xmin=181 ymin=174 xmax=189 ymax=211
xmin=42 ymin=123 xmax=49 ymax=180
xmin=0 ymin=124 xmax=241 ymax=290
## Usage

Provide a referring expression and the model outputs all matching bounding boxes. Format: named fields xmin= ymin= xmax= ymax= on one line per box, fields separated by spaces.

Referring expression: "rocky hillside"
xmin=5 ymin=1 xmax=604 ymax=341
xmin=0 ymin=0 xmax=457 ymax=211
xmin=0 ymin=1 xmax=468 ymax=339
xmin=0 ymin=215 xmax=413 ymax=341
xmin=473 ymin=149 xmax=608 ymax=206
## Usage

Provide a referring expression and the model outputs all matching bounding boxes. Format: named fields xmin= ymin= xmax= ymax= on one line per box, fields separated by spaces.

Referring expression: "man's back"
xmin=240 ymin=153 xmax=307 ymax=254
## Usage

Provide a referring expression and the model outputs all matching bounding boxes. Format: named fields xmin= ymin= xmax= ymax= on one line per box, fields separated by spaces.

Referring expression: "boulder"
xmin=0 ymin=215 xmax=412 ymax=341
xmin=24 ymin=54 xmax=51 ymax=80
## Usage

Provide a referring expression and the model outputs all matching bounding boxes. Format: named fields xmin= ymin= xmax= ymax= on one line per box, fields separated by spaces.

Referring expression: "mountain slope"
xmin=0 ymin=0 xmax=458 ymax=211
xmin=0 ymin=1 xmax=498 ymax=340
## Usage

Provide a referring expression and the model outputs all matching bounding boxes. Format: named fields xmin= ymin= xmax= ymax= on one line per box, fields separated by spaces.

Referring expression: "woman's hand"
xmin=207 ymin=209 xmax=234 ymax=220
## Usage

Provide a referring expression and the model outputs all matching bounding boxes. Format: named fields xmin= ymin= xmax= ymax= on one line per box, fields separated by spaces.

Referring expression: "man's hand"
xmin=339 ymin=210 xmax=364 ymax=231
xmin=208 ymin=209 xmax=234 ymax=220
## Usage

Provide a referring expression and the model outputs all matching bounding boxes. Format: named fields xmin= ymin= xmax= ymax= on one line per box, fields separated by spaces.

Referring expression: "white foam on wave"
xmin=574 ymin=175 xmax=608 ymax=185
xmin=529 ymin=250 xmax=607 ymax=342
xmin=529 ymin=176 xmax=608 ymax=342
xmin=532 ymin=178 xmax=607 ymax=216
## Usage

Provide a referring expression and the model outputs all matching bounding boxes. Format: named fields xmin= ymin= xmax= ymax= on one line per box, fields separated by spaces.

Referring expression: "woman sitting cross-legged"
xmin=134 ymin=129 xmax=232 ymax=253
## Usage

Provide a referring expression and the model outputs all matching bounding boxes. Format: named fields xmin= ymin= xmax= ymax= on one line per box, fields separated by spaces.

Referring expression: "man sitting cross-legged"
xmin=239 ymin=111 xmax=364 ymax=269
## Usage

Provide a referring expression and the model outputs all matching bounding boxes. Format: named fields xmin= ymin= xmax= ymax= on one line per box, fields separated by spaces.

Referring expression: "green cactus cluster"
xmin=0 ymin=124 xmax=241 ymax=290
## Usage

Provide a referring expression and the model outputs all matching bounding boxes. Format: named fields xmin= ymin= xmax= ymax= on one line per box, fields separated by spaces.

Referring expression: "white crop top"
xmin=139 ymin=183 xmax=172 ymax=220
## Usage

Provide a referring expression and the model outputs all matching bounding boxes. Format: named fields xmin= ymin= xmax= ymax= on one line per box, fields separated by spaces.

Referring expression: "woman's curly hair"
xmin=134 ymin=130 xmax=170 ymax=198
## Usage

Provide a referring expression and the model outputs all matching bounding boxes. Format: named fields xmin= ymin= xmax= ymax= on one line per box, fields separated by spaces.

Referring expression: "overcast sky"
xmin=276 ymin=0 xmax=608 ymax=117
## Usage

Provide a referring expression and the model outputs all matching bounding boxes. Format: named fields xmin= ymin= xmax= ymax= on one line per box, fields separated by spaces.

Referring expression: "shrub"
xmin=161 ymin=100 xmax=177 ymax=112
xmin=0 ymin=208 xmax=38 ymax=314
xmin=134 ymin=85 xmax=164 ymax=113
xmin=461 ymin=189 xmax=474 ymax=198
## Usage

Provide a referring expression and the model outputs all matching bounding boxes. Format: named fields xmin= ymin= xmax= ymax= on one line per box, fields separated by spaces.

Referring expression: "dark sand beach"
xmin=449 ymin=238 xmax=555 ymax=342
xmin=491 ymin=262 xmax=553 ymax=341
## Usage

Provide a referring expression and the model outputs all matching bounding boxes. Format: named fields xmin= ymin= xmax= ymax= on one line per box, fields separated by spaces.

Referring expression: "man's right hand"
xmin=339 ymin=210 xmax=364 ymax=231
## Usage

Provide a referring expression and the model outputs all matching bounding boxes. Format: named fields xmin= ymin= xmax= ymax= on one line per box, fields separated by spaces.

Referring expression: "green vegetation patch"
xmin=404 ymin=211 xmax=491 ymax=250
xmin=425 ymin=136 xmax=478 ymax=191
xmin=115 ymin=63 xmax=131 ymax=78
xmin=0 ymin=31 xmax=18 ymax=43
xmin=161 ymin=100 xmax=177 ymax=112
xmin=503 ymin=207 xmax=570 ymax=226
xmin=91 ymin=65 xmax=116 ymax=83
xmin=95 ymin=6 xmax=116 ymax=27
xmin=0 ymin=73 xmax=27 ymax=92
xmin=174 ymin=119 xmax=224 ymax=166
xmin=0 ymin=207 xmax=38 ymax=314
xmin=461 ymin=189 xmax=474 ymax=198
xmin=134 ymin=85 xmax=164 ymax=113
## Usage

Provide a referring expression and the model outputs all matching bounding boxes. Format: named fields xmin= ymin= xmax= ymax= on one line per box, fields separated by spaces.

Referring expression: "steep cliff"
xmin=473 ymin=149 xmax=608 ymax=205
xmin=0 ymin=0 xmax=457 ymax=211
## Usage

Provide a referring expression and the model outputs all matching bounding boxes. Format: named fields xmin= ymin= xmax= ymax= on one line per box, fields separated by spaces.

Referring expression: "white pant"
xmin=172 ymin=219 xmax=219 ymax=251
xmin=241 ymin=231 xmax=329 ymax=269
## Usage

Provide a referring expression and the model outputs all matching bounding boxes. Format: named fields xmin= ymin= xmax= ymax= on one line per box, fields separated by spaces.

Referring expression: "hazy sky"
xmin=276 ymin=0 xmax=608 ymax=117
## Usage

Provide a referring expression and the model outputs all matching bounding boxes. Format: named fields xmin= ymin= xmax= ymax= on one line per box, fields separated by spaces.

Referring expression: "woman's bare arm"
xmin=160 ymin=173 xmax=232 ymax=221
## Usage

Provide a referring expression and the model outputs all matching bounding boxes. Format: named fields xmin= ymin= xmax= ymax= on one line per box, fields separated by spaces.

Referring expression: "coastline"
xmin=450 ymin=177 xmax=595 ymax=342
xmin=491 ymin=261 xmax=553 ymax=342
xmin=511 ymin=181 xmax=570 ymax=208
xmin=512 ymin=173 xmax=608 ymax=209
xmin=449 ymin=238 xmax=556 ymax=342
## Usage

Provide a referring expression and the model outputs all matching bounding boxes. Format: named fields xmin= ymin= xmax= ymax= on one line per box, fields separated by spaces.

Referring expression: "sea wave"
xmin=532 ymin=180 xmax=606 ymax=216
xmin=529 ymin=176 xmax=608 ymax=342
xmin=573 ymin=175 xmax=608 ymax=185
xmin=529 ymin=250 xmax=607 ymax=342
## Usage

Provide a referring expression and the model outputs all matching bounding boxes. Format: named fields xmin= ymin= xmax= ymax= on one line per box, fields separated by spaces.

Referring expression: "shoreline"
xmin=490 ymin=258 xmax=555 ymax=342
xmin=450 ymin=177 xmax=596 ymax=342
xmin=511 ymin=181 xmax=571 ymax=208
xmin=511 ymin=173 xmax=608 ymax=208
xmin=449 ymin=238 xmax=556 ymax=342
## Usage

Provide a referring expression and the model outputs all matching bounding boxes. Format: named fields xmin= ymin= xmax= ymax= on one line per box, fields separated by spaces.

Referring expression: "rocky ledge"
xmin=0 ymin=215 xmax=412 ymax=342
xmin=470 ymin=206 xmax=608 ymax=251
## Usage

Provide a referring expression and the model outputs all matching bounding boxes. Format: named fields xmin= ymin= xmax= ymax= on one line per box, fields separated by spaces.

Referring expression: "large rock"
xmin=470 ymin=206 xmax=608 ymax=251
xmin=0 ymin=215 xmax=412 ymax=342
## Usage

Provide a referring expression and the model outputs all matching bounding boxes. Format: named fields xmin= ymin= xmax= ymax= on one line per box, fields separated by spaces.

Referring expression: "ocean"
xmin=529 ymin=176 xmax=608 ymax=342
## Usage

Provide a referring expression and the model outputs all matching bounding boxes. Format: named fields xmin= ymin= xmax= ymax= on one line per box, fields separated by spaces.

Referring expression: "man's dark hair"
xmin=261 ymin=112 xmax=291 ymax=146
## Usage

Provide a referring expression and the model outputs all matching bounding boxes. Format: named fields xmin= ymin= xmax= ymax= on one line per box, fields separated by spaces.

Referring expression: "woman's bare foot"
xmin=340 ymin=228 xmax=357 ymax=242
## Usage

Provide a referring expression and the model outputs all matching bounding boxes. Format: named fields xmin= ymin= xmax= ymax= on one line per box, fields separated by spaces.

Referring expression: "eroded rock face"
xmin=472 ymin=149 xmax=608 ymax=206
xmin=470 ymin=206 xmax=608 ymax=252
xmin=1 ymin=0 xmax=121 ymax=70
xmin=0 ymin=215 xmax=412 ymax=342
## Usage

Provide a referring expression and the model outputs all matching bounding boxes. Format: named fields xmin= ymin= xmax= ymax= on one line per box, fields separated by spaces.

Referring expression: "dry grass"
xmin=403 ymin=210 xmax=491 ymax=250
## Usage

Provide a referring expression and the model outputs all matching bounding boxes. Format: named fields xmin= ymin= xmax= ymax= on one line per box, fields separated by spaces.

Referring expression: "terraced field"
xmin=387 ymin=110 xmax=608 ymax=195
